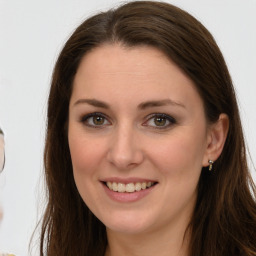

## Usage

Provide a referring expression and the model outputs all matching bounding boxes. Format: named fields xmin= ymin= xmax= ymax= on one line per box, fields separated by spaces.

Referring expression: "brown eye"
xmin=143 ymin=113 xmax=176 ymax=129
xmin=154 ymin=117 xmax=167 ymax=126
xmin=81 ymin=113 xmax=111 ymax=128
xmin=93 ymin=116 xmax=105 ymax=125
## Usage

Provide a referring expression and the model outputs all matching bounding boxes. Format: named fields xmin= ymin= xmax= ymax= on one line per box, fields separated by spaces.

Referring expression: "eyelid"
xmin=142 ymin=113 xmax=176 ymax=129
xmin=79 ymin=112 xmax=176 ymax=129
xmin=80 ymin=112 xmax=111 ymax=128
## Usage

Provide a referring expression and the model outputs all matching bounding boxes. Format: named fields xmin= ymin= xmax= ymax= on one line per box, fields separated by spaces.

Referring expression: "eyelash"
xmin=143 ymin=113 xmax=176 ymax=129
xmin=80 ymin=112 xmax=176 ymax=129
xmin=80 ymin=112 xmax=111 ymax=128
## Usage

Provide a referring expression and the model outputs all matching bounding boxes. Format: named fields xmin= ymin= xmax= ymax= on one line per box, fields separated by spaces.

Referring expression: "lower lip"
xmin=102 ymin=183 xmax=157 ymax=203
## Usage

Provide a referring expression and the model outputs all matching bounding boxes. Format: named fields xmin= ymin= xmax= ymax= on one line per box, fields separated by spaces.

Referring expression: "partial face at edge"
xmin=0 ymin=131 xmax=4 ymax=172
xmin=68 ymin=44 xmax=211 ymax=235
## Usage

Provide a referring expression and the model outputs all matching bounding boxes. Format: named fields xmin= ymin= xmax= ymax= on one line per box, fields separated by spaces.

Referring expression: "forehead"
xmin=75 ymin=44 xmax=180 ymax=81
xmin=71 ymin=44 xmax=203 ymax=112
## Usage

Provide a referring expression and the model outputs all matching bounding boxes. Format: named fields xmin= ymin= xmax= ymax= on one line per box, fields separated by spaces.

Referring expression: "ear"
xmin=202 ymin=113 xmax=229 ymax=167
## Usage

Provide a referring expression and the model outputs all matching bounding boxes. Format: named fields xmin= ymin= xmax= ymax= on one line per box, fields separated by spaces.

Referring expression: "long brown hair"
xmin=39 ymin=1 xmax=256 ymax=255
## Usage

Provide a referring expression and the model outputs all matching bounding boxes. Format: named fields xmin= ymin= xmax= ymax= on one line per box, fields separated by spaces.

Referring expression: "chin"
xmin=103 ymin=211 xmax=154 ymax=235
xmin=106 ymin=223 xmax=149 ymax=235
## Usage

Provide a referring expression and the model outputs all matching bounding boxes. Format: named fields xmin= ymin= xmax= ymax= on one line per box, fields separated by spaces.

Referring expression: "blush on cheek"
xmin=69 ymin=137 xmax=103 ymax=176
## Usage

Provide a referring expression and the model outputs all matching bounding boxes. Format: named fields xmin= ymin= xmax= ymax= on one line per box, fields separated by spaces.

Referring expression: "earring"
xmin=208 ymin=160 xmax=214 ymax=171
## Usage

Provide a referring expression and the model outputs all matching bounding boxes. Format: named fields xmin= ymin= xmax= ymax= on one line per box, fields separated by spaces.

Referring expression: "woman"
xmin=39 ymin=1 xmax=256 ymax=255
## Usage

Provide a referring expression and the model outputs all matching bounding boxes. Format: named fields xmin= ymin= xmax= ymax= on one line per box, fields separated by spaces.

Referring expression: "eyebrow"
xmin=138 ymin=99 xmax=186 ymax=109
xmin=73 ymin=98 xmax=185 ymax=109
xmin=73 ymin=99 xmax=110 ymax=109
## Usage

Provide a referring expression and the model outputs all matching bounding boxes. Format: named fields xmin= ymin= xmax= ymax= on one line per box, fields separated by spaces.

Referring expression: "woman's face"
xmin=68 ymin=44 xmax=211 ymax=235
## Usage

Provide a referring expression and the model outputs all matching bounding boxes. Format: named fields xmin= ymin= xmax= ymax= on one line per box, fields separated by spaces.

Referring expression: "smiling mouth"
xmin=104 ymin=181 xmax=157 ymax=193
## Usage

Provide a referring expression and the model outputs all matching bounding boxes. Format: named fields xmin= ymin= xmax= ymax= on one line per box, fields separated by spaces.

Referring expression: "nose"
xmin=106 ymin=124 xmax=144 ymax=170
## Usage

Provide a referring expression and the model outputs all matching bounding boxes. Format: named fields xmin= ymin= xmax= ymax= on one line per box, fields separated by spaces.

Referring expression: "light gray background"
xmin=0 ymin=0 xmax=255 ymax=255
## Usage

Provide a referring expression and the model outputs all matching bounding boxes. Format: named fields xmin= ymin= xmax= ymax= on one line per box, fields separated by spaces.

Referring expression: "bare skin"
xmin=68 ymin=44 xmax=229 ymax=256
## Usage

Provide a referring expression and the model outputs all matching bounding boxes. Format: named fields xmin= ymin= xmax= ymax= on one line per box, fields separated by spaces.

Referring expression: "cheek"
xmin=147 ymin=128 xmax=207 ymax=177
xmin=68 ymin=131 xmax=105 ymax=207
xmin=68 ymin=132 xmax=105 ymax=175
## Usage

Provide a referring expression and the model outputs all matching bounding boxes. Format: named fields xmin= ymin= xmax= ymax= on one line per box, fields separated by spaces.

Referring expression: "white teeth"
xmin=135 ymin=182 xmax=142 ymax=191
xmin=126 ymin=183 xmax=135 ymax=192
xmin=107 ymin=181 xmax=112 ymax=190
xmin=117 ymin=183 xmax=126 ymax=193
xmin=106 ymin=181 xmax=155 ymax=193
xmin=112 ymin=182 xmax=118 ymax=192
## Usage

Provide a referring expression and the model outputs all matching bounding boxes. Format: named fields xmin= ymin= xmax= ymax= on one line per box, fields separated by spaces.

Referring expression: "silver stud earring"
xmin=208 ymin=160 xmax=214 ymax=171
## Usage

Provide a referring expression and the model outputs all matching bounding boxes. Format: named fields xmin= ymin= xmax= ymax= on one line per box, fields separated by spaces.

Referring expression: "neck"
xmin=105 ymin=220 xmax=191 ymax=256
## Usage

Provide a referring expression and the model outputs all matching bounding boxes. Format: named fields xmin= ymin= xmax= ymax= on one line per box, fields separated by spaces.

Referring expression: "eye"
xmin=81 ymin=112 xmax=111 ymax=128
xmin=143 ymin=113 xmax=176 ymax=129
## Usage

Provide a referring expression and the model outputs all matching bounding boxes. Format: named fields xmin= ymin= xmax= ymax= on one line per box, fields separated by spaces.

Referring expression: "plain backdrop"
xmin=0 ymin=0 xmax=255 ymax=255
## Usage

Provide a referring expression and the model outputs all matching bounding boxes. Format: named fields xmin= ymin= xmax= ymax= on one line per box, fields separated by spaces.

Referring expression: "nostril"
xmin=106 ymin=150 xmax=144 ymax=169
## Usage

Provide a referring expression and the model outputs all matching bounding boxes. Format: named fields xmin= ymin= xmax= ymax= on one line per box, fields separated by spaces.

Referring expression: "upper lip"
xmin=101 ymin=177 xmax=158 ymax=184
